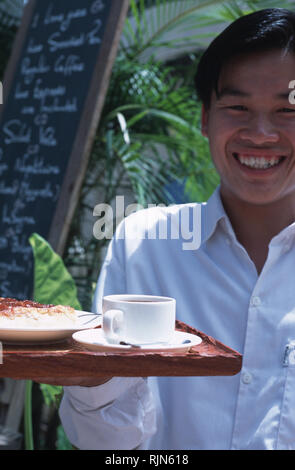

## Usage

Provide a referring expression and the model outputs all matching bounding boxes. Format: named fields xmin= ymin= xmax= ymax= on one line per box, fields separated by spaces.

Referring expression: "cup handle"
xmin=103 ymin=309 xmax=124 ymax=343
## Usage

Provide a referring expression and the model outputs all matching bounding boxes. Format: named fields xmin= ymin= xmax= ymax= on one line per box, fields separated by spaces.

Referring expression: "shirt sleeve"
xmin=59 ymin=219 xmax=157 ymax=450
xmin=59 ymin=377 xmax=156 ymax=450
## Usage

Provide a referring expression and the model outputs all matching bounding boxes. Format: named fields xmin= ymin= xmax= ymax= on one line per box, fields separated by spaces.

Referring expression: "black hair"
xmin=195 ymin=8 xmax=295 ymax=108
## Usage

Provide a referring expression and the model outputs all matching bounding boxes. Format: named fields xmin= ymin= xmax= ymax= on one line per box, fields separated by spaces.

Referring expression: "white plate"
xmin=72 ymin=329 xmax=202 ymax=353
xmin=0 ymin=311 xmax=102 ymax=344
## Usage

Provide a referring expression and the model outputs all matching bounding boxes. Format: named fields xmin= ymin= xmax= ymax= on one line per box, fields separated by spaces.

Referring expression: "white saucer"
xmin=72 ymin=329 xmax=202 ymax=353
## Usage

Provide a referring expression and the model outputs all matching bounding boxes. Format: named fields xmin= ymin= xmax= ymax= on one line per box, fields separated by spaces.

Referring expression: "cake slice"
xmin=0 ymin=297 xmax=78 ymax=328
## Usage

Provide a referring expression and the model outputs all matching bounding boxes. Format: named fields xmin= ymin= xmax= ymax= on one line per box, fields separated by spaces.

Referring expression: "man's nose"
xmin=238 ymin=114 xmax=279 ymax=144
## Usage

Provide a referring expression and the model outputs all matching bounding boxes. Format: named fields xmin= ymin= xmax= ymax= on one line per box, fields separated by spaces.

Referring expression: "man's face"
xmin=202 ymin=49 xmax=295 ymax=206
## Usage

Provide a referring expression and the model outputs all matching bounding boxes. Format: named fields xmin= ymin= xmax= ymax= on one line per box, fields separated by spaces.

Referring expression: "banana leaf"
xmin=29 ymin=232 xmax=81 ymax=310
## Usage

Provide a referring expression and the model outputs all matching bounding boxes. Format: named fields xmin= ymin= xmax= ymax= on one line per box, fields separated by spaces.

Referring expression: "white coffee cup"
xmin=102 ymin=294 xmax=176 ymax=345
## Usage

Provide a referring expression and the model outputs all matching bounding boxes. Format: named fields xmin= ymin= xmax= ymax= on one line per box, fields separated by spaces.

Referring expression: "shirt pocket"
xmin=276 ymin=342 xmax=295 ymax=450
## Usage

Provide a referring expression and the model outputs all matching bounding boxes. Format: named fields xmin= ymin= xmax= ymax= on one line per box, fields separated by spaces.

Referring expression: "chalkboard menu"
xmin=0 ymin=0 xmax=129 ymax=299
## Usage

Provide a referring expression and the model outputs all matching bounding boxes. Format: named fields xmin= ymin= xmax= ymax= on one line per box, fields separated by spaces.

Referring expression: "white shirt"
xmin=59 ymin=187 xmax=295 ymax=450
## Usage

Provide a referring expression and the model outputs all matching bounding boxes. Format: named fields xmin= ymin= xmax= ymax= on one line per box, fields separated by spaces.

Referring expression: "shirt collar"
xmin=270 ymin=220 xmax=295 ymax=245
xmin=201 ymin=185 xmax=230 ymax=244
xmin=202 ymin=186 xmax=295 ymax=247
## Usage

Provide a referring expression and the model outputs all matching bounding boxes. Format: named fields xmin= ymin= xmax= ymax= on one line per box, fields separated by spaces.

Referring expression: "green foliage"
xmin=56 ymin=425 xmax=73 ymax=450
xmin=39 ymin=383 xmax=63 ymax=408
xmin=29 ymin=233 xmax=81 ymax=310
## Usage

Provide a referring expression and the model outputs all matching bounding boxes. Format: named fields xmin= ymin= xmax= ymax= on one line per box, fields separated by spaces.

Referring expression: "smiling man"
xmin=58 ymin=9 xmax=295 ymax=450
xmin=200 ymin=48 xmax=295 ymax=274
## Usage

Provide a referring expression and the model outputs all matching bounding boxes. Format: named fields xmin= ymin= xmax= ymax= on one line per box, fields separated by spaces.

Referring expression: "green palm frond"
xmin=121 ymin=0 xmax=233 ymax=59
xmin=121 ymin=0 xmax=295 ymax=61
xmin=99 ymin=57 xmax=202 ymax=204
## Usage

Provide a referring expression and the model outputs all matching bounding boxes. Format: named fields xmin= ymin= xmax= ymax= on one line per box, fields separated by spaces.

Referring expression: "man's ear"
xmin=201 ymin=104 xmax=209 ymax=137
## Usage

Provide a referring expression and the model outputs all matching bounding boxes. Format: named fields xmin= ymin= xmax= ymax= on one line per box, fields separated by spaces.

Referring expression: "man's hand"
xmin=29 ymin=377 xmax=112 ymax=387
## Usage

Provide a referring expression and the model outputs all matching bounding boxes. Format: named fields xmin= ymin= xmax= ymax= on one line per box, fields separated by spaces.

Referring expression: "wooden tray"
xmin=0 ymin=321 xmax=242 ymax=379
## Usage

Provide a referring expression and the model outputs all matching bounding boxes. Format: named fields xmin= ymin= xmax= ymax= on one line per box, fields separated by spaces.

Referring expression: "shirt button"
xmin=242 ymin=372 xmax=252 ymax=384
xmin=250 ymin=296 xmax=261 ymax=307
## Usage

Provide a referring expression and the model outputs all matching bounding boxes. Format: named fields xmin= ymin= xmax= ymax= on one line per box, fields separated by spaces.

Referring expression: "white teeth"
xmin=235 ymin=154 xmax=282 ymax=169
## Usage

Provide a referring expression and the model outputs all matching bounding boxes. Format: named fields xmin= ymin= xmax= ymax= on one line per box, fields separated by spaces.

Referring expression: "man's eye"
xmin=226 ymin=105 xmax=248 ymax=111
xmin=278 ymin=108 xmax=295 ymax=113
